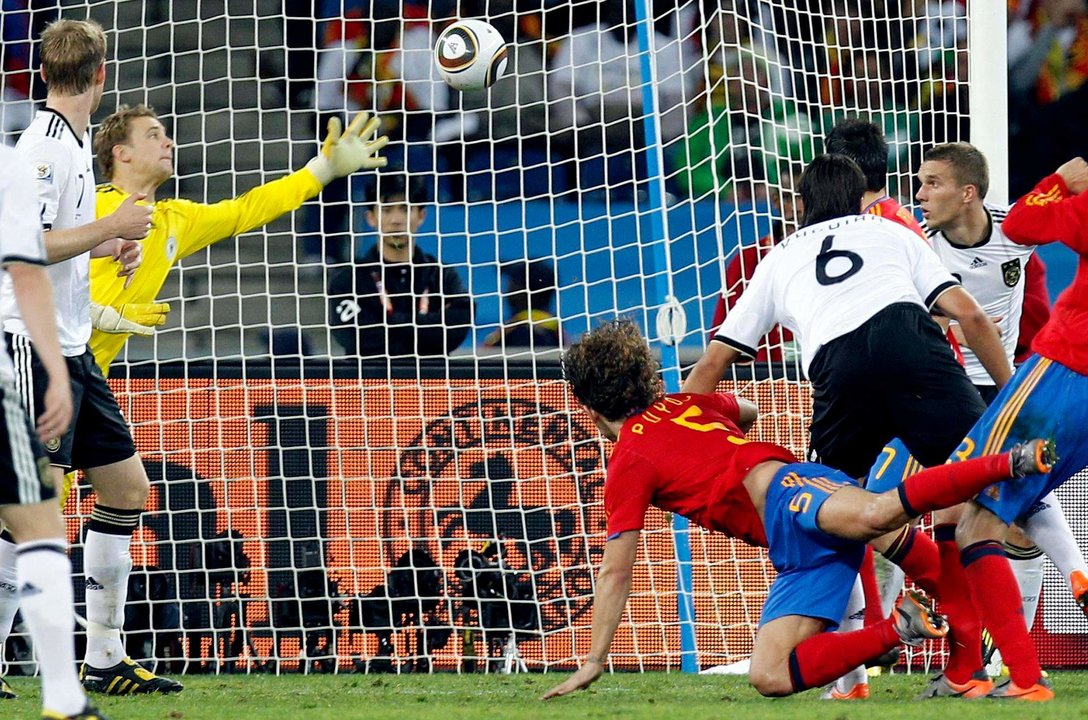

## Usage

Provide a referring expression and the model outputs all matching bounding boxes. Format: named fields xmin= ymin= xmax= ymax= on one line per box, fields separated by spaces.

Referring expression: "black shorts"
xmin=0 ymin=375 xmax=54 ymax=506
xmin=6 ymin=333 xmax=136 ymax=471
xmin=807 ymin=303 xmax=986 ymax=478
xmin=975 ymin=383 xmax=1000 ymax=406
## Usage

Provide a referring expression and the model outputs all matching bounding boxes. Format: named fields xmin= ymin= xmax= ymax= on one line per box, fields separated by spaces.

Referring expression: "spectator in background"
xmin=482 ymin=259 xmax=560 ymax=349
xmin=707 ymin=163 xmax=803 ymax=363
xmin=327 ymin=173 xmax=472 ymax=357
xmin=1008 ymin=0 xmax=1088 ymax=194
xmin=670 ymin=41 xmax=812 ymax=198
xmin=548 ymin=0 xmax=694 ymax=197
xmin=0 ymin=0 xmax=36 ymax=144
xmin=453 ymin=3 xmax=568 ymax=201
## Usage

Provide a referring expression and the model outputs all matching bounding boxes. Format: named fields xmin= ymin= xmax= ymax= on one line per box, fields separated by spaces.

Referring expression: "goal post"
xmin=4 ymin=0 xmax=1070 ymax=680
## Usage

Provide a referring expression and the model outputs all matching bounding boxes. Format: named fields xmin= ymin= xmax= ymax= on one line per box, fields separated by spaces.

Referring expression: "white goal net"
xmin=0 ymin=0 xmax=1011 ymax=676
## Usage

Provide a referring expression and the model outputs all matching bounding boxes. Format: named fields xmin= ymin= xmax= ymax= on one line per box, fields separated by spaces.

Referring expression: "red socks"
xmin=898 ymin=453 xmax=1009 ymax=517
xmin=933 ymin=524 xmax=983 ymax=685
xmin=881 ymin=525 xmax=941 ymax=598
xmin=788 ymin=619 xmax=899 ymax=691
xmin=861 ymin=546 xmax=884 ymax=624
xmin=962 ymin=541 xmax=1044 ymax=688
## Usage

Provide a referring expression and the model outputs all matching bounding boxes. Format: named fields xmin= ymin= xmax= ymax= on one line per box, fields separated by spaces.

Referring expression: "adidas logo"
xmin=20 ymin=582 xmax=41 ymax=597
xmin=969 ymin=256 xmax=987 ymax=269
xmin=86 ymin=577 xmax=104 ymax=591
xmin=848 ymin=609 xmax=867 ymax=620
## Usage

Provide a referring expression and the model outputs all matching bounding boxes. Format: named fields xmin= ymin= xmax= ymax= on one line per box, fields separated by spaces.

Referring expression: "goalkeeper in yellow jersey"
xmin=87 ymin=103 xmax=389 ymax=376
xmin=57 ymin=107 xmax=386 ymax=511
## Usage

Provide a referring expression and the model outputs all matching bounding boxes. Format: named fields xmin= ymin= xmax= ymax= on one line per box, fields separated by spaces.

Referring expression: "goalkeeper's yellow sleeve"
xmin=60 ymin=471 xmax=77 ymax=509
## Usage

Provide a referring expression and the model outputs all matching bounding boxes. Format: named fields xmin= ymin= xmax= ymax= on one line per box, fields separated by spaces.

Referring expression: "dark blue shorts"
xmin=865 ymin=437 xmax=924 ymax=494
xmin=954 ymin=355 xmax=1088 ymax=524
xmin=760 ymin=463 xmax=865 ymax=631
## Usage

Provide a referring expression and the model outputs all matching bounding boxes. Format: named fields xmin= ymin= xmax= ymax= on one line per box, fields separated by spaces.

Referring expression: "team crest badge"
xmin=45 ymin=437 xmax=61 ymax=453
xmin=1001 ymin=258 xmax=1022 ymax=288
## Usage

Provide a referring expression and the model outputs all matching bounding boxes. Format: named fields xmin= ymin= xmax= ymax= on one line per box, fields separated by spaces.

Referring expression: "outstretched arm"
xmin=175 ymin=111 xmax=389 ymax=260
xmin=542 ymin=530 xmax=639 ymax=700
xmin=1004 ymin=158 xmax=1088 ymax=253
xmin=682 ymin=341 xmax=741 ymax=394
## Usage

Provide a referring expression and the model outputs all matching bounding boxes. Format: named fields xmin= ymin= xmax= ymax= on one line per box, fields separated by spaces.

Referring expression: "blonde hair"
xmin=94 ymin=104 xmax=159 ymax=179
xmin=40 ymin=18 xmax=107 ymax=95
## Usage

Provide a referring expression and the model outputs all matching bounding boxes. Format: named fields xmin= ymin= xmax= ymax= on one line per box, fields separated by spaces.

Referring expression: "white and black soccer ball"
xmin=434 ymin=19 xmax=508 ymax=91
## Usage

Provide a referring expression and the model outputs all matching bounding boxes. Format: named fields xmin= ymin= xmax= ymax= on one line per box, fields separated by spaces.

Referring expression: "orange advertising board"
xmin=61 ymin=374 xmax=812 ymax=671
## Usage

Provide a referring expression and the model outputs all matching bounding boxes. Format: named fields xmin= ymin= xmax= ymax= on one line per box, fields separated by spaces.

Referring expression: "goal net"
xmin=4 ymin=0 xmax=1056 ymax=678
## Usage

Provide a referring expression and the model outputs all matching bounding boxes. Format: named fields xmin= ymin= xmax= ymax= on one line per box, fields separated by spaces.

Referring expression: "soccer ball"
xmin=434 ymin=19 xmax=508 ymax=91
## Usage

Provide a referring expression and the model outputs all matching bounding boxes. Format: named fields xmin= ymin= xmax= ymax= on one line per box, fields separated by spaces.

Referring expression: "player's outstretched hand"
xmin=108 ymin=192 xmax=153 ymax=240
xmin=1057 ymin=157 xmax=1088 ymax=195
xmin=541 ymin=662 xmax=603 ymax=700
xmin=90 ymin=301 xmax=168 ymax=336
xmin=306 ymin=111 xmax=389 ymax=185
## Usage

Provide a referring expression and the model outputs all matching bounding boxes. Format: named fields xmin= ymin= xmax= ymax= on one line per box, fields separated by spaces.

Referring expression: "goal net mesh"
xmin=3 ymin=0 xmax=1049 ymax=678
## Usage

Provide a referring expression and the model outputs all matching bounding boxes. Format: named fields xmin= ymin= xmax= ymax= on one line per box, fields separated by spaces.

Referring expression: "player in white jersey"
xmin=683 ymin=153 xmax=1010 ymax=478
xmin=916 ymin=142 xmax=1088 ymax=690
xmin=0 ymin=146 xmax=106 ymax=718
xmin=0 ymin=19 xmax=181 ymax=703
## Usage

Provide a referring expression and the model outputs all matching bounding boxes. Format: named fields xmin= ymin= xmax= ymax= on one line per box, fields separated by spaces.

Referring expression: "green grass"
xmin=7 ymin=671 xmax=1088 ymax=719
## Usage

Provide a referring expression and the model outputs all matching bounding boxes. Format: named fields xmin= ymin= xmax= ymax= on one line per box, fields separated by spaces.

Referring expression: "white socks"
xmin=1021 ymin=492 xmax=1088 ymax=581
xmin=17 ymin=540 xmax=86 ymax=716
xmin=1006 ymin=546 xmax=1046 ymax=630
xmin=83 ymin=529 xmax=133 ymax=669
xmin=0 ymin=534 xmax=17 ymax=651
xmin=830 ymin=575 xmax=868 ymax=695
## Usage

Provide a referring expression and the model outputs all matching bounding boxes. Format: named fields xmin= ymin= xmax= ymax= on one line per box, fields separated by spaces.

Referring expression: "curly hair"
xmin=561 ymin=319 xmax=663 ymax=420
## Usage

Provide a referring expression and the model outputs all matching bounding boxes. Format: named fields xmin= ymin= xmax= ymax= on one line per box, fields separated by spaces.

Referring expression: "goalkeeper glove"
xmin=305 ymin=111 xmax=389 ymax=186
xmin=90 ymin=301 xmax=171 ymax=336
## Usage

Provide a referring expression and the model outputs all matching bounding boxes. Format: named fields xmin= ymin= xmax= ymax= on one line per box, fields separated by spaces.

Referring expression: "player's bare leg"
xmin=751 ymin=593 xmax=947 ymax=696
xmin=80 ymin=456 xmax=181 ymax=695
xmin=817 ymin=440 xmax=1055 ymax=543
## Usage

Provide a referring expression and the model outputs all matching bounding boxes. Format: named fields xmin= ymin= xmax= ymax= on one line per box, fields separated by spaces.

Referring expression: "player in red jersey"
xmin=941 ymin=156 xmax=1088 ymax=701
xmin=707 ymin=165 xmax=803 ymax=363
xmin=540 ymin=320 xmax=1054 ymax=701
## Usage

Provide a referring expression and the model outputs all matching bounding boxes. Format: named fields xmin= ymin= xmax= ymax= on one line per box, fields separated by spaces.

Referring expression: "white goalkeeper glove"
xmin=305 ymin=111 xmax=390 ymax=186
xmin=90 ymin=301 xmax=171 ymax=336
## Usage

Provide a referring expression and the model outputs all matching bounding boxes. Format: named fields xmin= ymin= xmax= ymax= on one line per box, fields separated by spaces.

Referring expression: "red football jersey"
xmin=603 ymin=392 xmax=798 ymax=547
xmin=1004 ymin=172 xmax=1088 ymax=375
xmin=864 ymin=195 xmax=927 ymax=240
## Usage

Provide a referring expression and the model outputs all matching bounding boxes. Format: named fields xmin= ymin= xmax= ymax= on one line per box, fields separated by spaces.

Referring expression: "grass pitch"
xmin=7 ymin=671 xmax=1088 ymax=719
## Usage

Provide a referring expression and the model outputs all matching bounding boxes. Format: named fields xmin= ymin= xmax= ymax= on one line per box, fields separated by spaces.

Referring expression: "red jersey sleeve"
xmin=1005 ymin=174 xmax=1088 ymax=254
xmin=603 ymin=446 xmax=657 ymax=539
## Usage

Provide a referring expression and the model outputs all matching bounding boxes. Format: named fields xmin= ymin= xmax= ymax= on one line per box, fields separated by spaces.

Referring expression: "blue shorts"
xmin=955 ymin=355 xmax=1088 ymax=524
xmin=865 ymin=437 xmax=925 ymax=494
xmin=760 ymin=463 xmax=865 ymax=631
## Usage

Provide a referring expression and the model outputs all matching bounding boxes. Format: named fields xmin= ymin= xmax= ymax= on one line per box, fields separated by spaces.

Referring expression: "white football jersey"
xmin=0 ymin=109 xmax=95 ymax=356
xmin=928 ymin=204 xmax=1034 ymax=386
xmin=0 ymin=146 xmax=48 ymax=381
xmin=714 ymin=214 xmax=959 ymax=375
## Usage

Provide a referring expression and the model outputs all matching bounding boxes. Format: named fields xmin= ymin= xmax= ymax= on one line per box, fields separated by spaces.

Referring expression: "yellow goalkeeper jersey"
xmin=90 ymin=169 xmax=323 ymax=375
